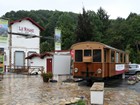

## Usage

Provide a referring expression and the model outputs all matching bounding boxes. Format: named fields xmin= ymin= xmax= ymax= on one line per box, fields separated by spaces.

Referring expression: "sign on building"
xmin=54 ymin=28 xmax=61 ymax=51
xmin=0 ymin=48 xmax=4 ymax=73
xmin=0 ymin=19 xmax=8 ymax=43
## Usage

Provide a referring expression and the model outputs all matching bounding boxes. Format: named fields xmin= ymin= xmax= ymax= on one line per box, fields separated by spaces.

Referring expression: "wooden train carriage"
xmin=70 ymin=42 xmax=129 ymax=79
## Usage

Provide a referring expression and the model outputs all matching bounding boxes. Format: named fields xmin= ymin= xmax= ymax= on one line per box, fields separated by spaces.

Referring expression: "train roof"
xmin=71 ymin=41 xmax=126 ymax=53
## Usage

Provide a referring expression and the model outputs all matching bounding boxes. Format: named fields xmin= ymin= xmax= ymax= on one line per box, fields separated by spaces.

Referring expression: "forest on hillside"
xmin=1 ymin=7 xmax=140 ymax=63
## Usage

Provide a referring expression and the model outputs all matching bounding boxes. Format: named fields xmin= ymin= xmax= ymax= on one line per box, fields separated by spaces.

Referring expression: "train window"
xmin=84 ymin=50 xmax=91 ymax=56
xmin=124 ymin=54 xmax=126 ymax=63
xmin=116 ymin=52 xmax=119 ymax=63
xmin=104 ymin=49 xmax=107 ymax=62
xmin=93 ymin=50 xmax=101 ymax=62
xmin=75 ymin=50 xmax=83 ymax=62
xmin=111 ymin=51 xmax=115 ymax=62
xmin=120 ymin=53 xmax=123 ymax=63
xmin=126 ymin=54 xmax=129 ymax=63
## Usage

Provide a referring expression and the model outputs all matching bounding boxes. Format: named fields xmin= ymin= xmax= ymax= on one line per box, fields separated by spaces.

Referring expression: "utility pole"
xmin=9 ymin=25 xmax=12 ymax=71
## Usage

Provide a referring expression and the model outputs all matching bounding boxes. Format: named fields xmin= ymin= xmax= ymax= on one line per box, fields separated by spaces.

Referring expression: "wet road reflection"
xmin=0 ymin=73 xmax=139 ymax=105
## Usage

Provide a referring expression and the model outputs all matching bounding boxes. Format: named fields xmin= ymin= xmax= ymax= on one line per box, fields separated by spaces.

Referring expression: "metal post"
xmin=9 ymin=25 xmax=12 ymax=71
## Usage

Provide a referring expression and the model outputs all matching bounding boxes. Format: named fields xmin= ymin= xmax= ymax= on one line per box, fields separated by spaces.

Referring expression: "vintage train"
xmin=70 ymin=42 xmax=129 ymax=80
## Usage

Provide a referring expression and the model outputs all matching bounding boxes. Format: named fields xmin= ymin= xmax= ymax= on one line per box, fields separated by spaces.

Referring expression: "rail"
xmin=8 ymin=66 xmax=44 ymax=75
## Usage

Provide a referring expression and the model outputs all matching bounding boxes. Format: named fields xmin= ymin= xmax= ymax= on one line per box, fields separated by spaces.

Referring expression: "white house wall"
xmin=29 ymin=57 xmax=45 ymax=68
xmin=0 ymin=18 xmax=41 ymax=71
xmin=9 ymin=20 xmax=40 ymax=68
xmin=28 ymin=56 xmax=53 ymax=73
xmin=11 ymin=20 xmax=40 ymax=49
xmin=10 ymin=48 xmax=39 ymax=67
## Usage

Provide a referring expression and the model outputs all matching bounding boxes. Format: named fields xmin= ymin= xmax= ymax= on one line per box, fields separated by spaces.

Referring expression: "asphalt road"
xmin=78 ymin=75 xmax=140 ymax=93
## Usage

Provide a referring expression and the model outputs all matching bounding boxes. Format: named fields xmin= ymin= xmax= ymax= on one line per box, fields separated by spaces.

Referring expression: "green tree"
xmin=97 ymin=7 xmax=110 ymax=43
xmin=87 ymin=10 xmax=102 ymax=41
xmin=75 ymin=8 xmax=94 ymax=42
xmin=56 ymin=12 xmax=77 ymax=49
xmin=125 ymin=13 xmax=140 ymax=63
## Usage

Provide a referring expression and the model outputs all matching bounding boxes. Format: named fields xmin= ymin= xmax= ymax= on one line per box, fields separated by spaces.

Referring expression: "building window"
xmin=14 ymin=51 xmax=25 ymax=66
xmin=93 ymin=50 xmax=101 ymax=62
xmin=75 ymin=50 xmax=83 ymax=62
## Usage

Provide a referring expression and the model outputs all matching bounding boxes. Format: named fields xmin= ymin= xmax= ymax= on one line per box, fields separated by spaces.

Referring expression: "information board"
xmin=0 ymin=55 xmax=4 ymax=73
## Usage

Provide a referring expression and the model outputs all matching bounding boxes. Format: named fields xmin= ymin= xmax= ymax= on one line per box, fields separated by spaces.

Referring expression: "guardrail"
xmin=8 ymin=66 xmax=44 ymax=75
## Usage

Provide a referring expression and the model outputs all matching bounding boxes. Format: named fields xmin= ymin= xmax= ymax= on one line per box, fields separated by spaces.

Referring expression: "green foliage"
xmin=96 ymin=7 xmax=110 ymax=43
xmin=40 ymin=41 xmax=54 ymax=53
xmin=57 ymin=12 xmax=77 ymax=49
xmin=41 ymin=72 xmax=53 ymax=79
xmin=2 ymin=8 xmax=140 ymax=63
xmin=75 ymin=8 xmax=94 ymax=42
xmin=75 ymin=100 xmax=86 ymax=105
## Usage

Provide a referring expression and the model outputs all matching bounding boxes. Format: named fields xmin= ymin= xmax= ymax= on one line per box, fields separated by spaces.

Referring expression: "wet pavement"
xmin=0 ymin=73 xmax=140 ymax=105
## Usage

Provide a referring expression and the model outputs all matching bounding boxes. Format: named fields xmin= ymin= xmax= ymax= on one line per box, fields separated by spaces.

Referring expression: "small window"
xmin=93 ymin=50 xmax=101 ymax=62
xmin=124 ymin=54 xmax=126 ymax=63
xmin=116 ymin=52 xmax=119 ymax=63
xmin=84 ymin=50 xmax=91 ymax=56
xmin=75 ymin=50 xmax=83 ymax=62
xmin=126 ymin=54 xmax=129 ymax=63
xmin=111 ymin=51 xmax=115 ymax=62
xmin=120 ymin=53 xmax=123 ymax=63
xmin=104 ymin=49 xmax=107 ymax=62
xmin=129 ymin=65 xmax=138 ymax=69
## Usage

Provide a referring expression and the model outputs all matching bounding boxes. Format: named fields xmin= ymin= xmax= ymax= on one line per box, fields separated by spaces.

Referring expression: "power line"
xmin=8 ymin=32 xmax=54 ymax=40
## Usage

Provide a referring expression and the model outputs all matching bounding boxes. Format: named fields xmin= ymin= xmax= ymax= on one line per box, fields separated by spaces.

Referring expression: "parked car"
xmin=125 ymin=64 xmax=140 ymax=75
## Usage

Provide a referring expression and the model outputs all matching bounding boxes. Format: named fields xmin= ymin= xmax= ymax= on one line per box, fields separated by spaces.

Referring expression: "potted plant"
xmin=41 ymin=72 xmax=53 ymax=82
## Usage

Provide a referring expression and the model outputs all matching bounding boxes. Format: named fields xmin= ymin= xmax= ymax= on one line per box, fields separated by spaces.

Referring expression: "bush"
xmin=75 ymin=100 xmax=86 ymax=105
xmin=41 ymin=72 xmax=53 ymax=82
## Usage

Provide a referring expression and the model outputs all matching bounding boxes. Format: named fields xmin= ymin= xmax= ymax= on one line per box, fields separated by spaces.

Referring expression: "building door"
xmin=47 ymin=58 xmax=52 ymax=73
xmin=15 ymin=51 xmax=25 ymax=67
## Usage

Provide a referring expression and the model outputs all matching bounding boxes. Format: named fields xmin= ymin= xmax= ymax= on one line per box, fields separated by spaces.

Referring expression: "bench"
xmin=90 ymin=82 xmax=104 ymax=105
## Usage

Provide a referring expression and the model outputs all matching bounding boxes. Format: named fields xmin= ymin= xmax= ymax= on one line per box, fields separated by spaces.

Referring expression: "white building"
xmin=0 ymin=17 xmax=44 ymax=71
xmin=26 ymin=51 xmax=72 ymax=81
xmin=26 ymin=51 xmax=71 ymax=74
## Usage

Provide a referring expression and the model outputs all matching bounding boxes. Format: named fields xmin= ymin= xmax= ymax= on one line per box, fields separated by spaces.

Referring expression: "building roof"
xmin=25 ymin=52 xmax=53 ymax=59
xmin=40 ymin=52 xmax=53 ymax=58
xmin=25 ymin=53 xmax=40 ymax=59
xmin=10 ymin=17 xmax=45 ymax=31
xmin=71 ymin=41 xmax=125 ymax=53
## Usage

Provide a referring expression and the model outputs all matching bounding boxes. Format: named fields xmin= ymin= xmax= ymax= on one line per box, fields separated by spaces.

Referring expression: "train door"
xmin=104 ymin=49 xmax=110 ymax=77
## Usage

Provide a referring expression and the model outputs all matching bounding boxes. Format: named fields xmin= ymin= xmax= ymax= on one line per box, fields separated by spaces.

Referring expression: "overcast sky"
xmin=1 ymin=0 xmax=140 ymax=19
